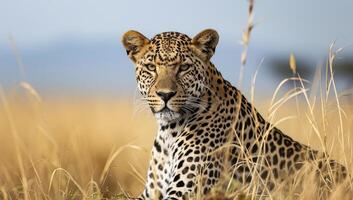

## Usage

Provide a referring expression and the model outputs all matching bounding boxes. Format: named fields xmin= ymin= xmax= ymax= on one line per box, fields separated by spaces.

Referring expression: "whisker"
xmin=186 ymin=102 xmax=207 ymax=110
xmin=181 ymin=106 xmax=193 ymax=113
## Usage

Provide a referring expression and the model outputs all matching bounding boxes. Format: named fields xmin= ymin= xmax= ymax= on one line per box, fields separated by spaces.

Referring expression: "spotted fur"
xmin=121 ymin=29 xmax=347 ymax=200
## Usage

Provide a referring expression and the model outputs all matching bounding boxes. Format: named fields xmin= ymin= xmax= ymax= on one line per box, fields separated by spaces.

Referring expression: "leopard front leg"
xmin=163 ymin=146 xmax=223 ymax=199
xmin=134 ymin=166 xmax=158 ymax=200
xmin=136 ymin=137 xmax=171 ymax=200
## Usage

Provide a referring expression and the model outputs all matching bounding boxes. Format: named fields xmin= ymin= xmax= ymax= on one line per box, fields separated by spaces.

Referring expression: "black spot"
xmin=186 ymin=134 xmax=193 ymax=140
xmin=286 ymin=148 xmax=294 ymax=158
xmin=245 ymin=118 xmax=251 ymax=128
xmin=270 ymin=142 xmax=276 ymax=152
xmin=157 ymin=181 xmax=163 ymax=189
xmin=185 ymin=149 xmax=192 ymax=156
xmin=173 ymin=174 xmax=180 ymax=182
xmin=170 ymin=122 xmax=177 ymax=129
xmin=201 ymin=123 xmax=208 ymax=127
xmin=149 ymin=172 xmax=154 ymax=179
xmin=161 ymin=125 xmax=169 ymax=131
xmin=238 ymin=165 xmax=245 ymax=172
xmin=294 ymin=142 xmax=302 ymax=151
xmin=252 ymin=156 xmax=258 ymax=163
xmin=248 ymin=129 xmax=254 ymax=139
xmin=176 ymin=181 xmax=185 ymax=187
xmin=251 ymin=144 xmax=258 ymax=153
xmin=196 ymin=129 xmax=204 ymax=136
xmin=163 ymin=148 xmax=168 ymax=156
xmin=294 ymin=162 xmax=303 ymax=170
xmin=182 ymin=166 xmax=189 ymax=174
xmin=272 ymin=155 xmax=278 ymax=165
xmin=187 ymin=181 xmax=194 ymax=188
xmin=176 ymin=191 xmax=182 ymax=197
xmin=229 ymin=107 xmax=234 ymax=113
xmin=279 ymin=147 xmax=285 ymax=157
xmin=178 ymin=160 xmax=185 ymax=169
xmin=287 ymin=160 xmax=292 ymax=169
xmin=172 ymin=131 xmax=178 ymax=137
xmin=189 ymin=124 xmax=197 ymax=131
xmin=267 ymin=133 xmax=272 ymax=140
xmin=230 ymin=98 xmax=235 ymax=105
xmin=279 ymin=160 xmax=286 ymax=169
xmin=154 ymin=140 xmax=161 ymax=152
xmin=283 ymin=138 xmax=291 ymax=147
xmin=187 ymin=173 xmax=195 ymax=179
xmin=177 ymin=140 xmax=184 ymax=147
xmin=241 ymin=107 xmax=247 ymax=116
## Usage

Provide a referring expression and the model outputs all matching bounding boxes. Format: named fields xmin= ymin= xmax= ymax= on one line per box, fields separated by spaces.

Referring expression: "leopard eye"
xmin=179 ymin=64 xmax=191 ymax=72
xmin=145 ymin=64 xmax=156 ymax=71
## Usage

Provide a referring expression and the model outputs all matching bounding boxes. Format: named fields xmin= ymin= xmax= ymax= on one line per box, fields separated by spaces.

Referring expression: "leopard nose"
xmin=156 ymin=91 xmax=176 ymax=103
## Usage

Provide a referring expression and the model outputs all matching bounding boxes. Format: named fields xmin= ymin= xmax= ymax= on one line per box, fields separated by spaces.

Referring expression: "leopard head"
xmin=122 ymin=29 xmax=219 ymax=122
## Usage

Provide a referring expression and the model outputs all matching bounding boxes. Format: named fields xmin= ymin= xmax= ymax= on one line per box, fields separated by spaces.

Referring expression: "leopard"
xmin=121 ymin=29 xmax=348 ymax=200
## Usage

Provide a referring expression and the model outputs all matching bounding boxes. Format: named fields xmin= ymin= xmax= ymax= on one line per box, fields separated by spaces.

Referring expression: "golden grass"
xmin=0 ymin=93 xmax=156 ymax=199
xmin=0 ymin=79 xmax=352 ymax=200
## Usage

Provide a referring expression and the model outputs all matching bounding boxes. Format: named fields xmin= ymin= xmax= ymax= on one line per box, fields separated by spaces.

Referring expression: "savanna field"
xmin=2 ymin=0 xmax=353 ymax=199
xmin=1 ymin=72 xmax=353 ymax=199
xmin=1 ymin=2 xmax=353 ymax=199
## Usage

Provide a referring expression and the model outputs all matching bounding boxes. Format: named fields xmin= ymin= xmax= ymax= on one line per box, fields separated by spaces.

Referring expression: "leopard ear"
xmin=191 ymin=29 xmax=219 ymax=61
xmin=122 ymin=30 xmax=150 ymax=62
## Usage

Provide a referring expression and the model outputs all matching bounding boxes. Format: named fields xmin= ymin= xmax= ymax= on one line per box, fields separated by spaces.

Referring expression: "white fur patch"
xmin=155 ymin=110 xmax=181 ymax=123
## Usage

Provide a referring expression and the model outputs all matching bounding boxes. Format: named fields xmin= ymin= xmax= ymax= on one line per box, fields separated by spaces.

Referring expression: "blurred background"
xmin=1 ymin=0 xmax=353 ymax=97
xmin=1 ymin=0 xmax=353 ymax=199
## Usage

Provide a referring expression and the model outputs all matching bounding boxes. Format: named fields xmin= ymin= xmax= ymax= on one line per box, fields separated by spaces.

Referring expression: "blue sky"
xmin=0 ymin=0 xmax=352 ymax=96
xmin=1 ymin=0 xmax=352 ymax=48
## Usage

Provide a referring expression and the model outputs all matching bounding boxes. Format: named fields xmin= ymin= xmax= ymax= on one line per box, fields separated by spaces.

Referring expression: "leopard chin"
xmin=154 ymin=108 xmax=181 ymax=123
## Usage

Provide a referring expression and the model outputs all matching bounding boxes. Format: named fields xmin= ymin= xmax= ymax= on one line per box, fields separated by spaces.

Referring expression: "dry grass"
xmin=0 ymin=74 xmax=352 ymax=200
xmin=0 ymin=93 xmax=156 ymax=199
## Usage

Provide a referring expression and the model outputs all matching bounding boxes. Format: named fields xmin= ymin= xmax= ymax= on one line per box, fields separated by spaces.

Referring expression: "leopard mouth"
xmin=153 ymin=106 xmax=181 ymax=122
xmin=152 ymin=106 xmax=177 ymax=114
xmin=159 ymin=107 xmax=172 ymax=113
